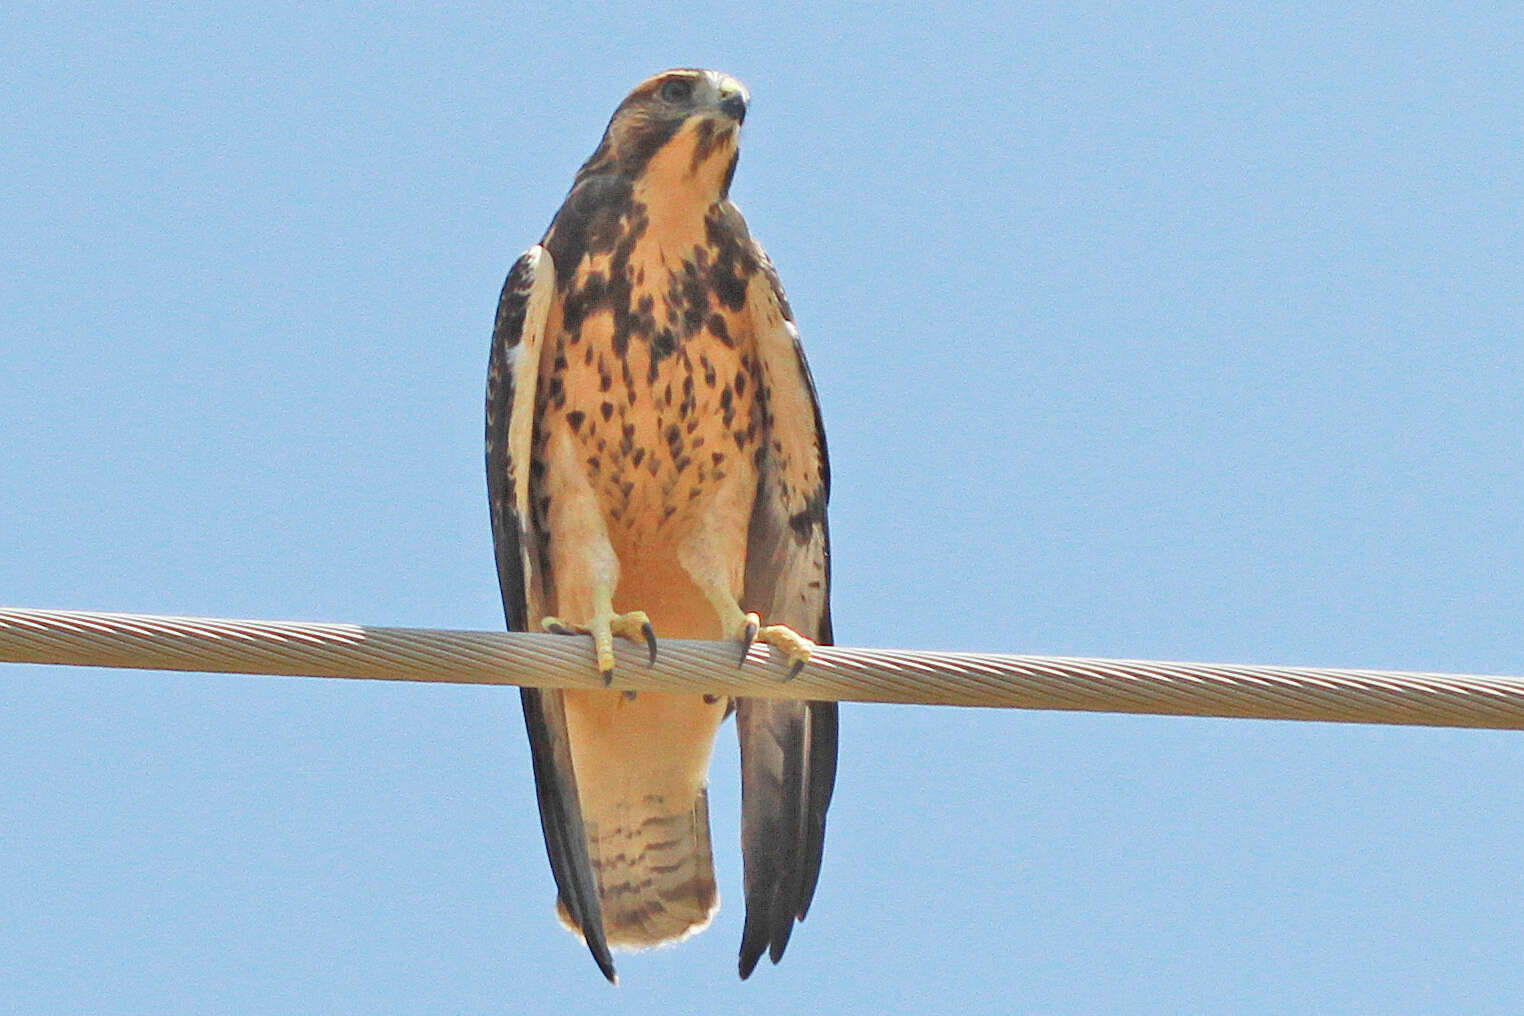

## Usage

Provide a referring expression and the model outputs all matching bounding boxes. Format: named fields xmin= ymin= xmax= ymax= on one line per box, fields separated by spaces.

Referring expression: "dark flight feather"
xmin=734 ymin=248 xmax=838 ymax=979
xmin=486 ymin=248 xmax=617 ymax=983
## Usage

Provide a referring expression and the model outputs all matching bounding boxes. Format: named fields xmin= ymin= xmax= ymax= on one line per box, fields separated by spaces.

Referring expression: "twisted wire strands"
xmin=3 ymin=607 xmax=1523 ymax=730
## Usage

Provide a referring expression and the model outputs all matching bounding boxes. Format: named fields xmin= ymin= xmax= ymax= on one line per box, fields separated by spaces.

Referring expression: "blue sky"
xmin=3 ymin=2 xmax=1522 ymax=1012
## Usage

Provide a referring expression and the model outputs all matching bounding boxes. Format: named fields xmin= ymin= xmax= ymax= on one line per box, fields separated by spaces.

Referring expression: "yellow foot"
xmin=737 ymin=612 xmax=814 ymax=680
xmin=541 ymin=610 xmax=657 ymax=686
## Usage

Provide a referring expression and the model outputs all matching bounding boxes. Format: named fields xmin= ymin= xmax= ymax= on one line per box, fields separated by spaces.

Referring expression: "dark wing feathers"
xmin=517 ymin=688 xmax=614 ymax=982
xmin=485 ymin=250 xmax=535 ymax=631
xmin=486 ymin=247 xmax=617 ymax=983
xmin=735 ymin=242 xmax=838 ymax=979
xmin=796 ymin=698 xmax=839 ymax=918
xmin=736 ymin=698 xmax=838 ymax=976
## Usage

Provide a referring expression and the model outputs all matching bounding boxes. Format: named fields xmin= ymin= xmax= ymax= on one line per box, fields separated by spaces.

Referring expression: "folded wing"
xmin=486 ymin=246 xmax=618 ymax=983
xmin=735 ymin=242 xmax=839 ymax=979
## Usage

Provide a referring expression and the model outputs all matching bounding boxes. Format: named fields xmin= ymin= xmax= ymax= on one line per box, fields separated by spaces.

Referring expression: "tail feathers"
xmin=556 ymin=788 xmax=719 ymax=949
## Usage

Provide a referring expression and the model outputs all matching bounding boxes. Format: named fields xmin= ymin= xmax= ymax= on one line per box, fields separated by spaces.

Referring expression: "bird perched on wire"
xmin=485 ymin=68 xmax=837 ymax=982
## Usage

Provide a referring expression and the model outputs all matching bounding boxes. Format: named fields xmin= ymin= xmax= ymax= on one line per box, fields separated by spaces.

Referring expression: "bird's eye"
xmin=658 ymin=78 xmax=694 ymax=104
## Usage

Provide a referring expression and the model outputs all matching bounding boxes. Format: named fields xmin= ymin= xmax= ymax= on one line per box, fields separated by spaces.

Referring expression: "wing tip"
xmin=557 ymin=892 xmax=619 ymax=983
xmin=738 ymin=936 xmax=765 ymax=980
xmin=737 ymin=924 xmax=805 ymax=980
xmin=737 ymin=886 xmax=811 ymax=979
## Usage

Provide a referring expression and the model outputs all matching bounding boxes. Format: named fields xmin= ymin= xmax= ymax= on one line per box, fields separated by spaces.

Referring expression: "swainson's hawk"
xmin=486 ymin=68 xmax=836 ymax=982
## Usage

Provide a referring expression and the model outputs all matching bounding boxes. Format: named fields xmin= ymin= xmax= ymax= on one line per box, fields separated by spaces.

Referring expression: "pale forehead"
xmin=629 ymin=68 xmax=749 ymax=102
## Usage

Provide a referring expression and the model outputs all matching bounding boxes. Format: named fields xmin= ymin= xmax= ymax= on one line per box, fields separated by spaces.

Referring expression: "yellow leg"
xmin=676 ymin=514 xmax=814 ymax=679
xmin=710 ymin=599 xmax=814 ymax=681
xmin=542 ymin=584 xmax=657 ymax=686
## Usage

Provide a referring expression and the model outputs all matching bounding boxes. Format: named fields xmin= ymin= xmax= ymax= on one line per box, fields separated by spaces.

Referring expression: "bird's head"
xmin=580 ymin=69 xmax=750 ymax=202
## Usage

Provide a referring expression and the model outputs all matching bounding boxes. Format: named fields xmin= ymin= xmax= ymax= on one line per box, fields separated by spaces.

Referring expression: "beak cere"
xmin=713 ymin=74 xmax=750 ymax=125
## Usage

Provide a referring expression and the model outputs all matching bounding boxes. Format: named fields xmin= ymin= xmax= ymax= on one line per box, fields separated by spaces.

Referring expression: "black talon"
xmin=545 ymin=621 xmax=576 ymax=636
xmin=738 ymin=619 xmax=759 ymax=666
xmin=641 ymin=621 xmax=658 ymax=665
xmin=600 ymin=666 xmax=614 ymax=687
xmin=784 ymin=658 xmax=807 ymax=681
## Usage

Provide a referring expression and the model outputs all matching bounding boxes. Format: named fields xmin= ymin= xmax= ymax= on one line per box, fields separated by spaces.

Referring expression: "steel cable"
xmin=3 ymin=606 xmax=1523 ymax=729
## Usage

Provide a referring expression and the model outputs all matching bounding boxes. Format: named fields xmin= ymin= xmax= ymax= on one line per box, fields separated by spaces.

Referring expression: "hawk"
xmin=484 ymin=69 xmax=837 ymax=982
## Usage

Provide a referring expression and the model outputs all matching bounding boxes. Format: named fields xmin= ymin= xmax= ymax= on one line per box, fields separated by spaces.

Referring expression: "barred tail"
xmin=557 ymin=788 xmax=719 ymax=949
